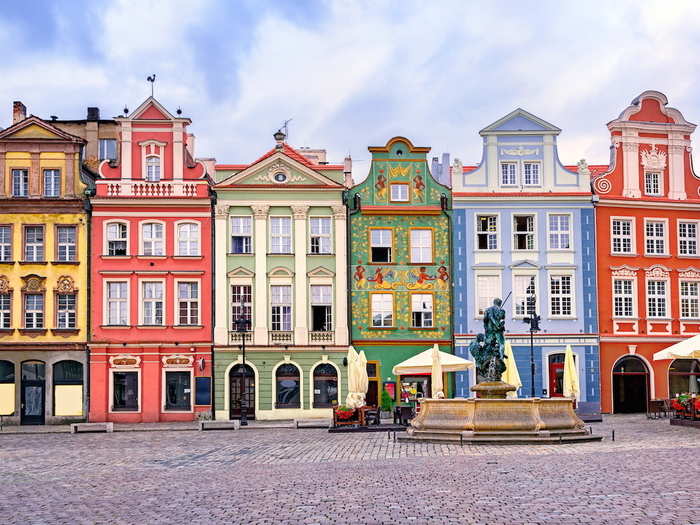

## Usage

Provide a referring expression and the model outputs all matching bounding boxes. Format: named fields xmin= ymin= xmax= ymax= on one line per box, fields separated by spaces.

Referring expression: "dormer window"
xmin=500 ymin=162 xmax=517 ymax=186
xmin=644 ymin=172 xmax=661 ymax=196
xmin=146 ymin=156 xmax=161 ymax=182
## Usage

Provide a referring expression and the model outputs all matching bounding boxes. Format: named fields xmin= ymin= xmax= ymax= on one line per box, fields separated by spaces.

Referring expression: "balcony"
xmin=229 ymin=331 xmax=253 ymax=345
xmin=103 ymin=181 xmax=201 ymax=198
xmin=269 ymin=331 xmax=294 ymax=345
xmin=309 ymin=331 xmax=334 ymax=344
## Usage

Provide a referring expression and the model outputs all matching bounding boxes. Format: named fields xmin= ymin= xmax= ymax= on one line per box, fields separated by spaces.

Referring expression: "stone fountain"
xmin=400 ymin=299 xmax=601 ymax=444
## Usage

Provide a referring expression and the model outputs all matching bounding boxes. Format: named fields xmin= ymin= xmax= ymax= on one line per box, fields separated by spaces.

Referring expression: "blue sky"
xmin=2 ymin=0 xmax=699 ymax=176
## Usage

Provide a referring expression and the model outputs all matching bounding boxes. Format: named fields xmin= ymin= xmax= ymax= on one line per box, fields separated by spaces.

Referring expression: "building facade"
xmin=347 ymin=137 xmax=452 ymax=406
xmin=592 ymin=90 xmax=700 ymax=413
xmin=88 ymin=97 xmax=214 ymax=423
xmin=0 ymin=102 xmax=90 ymax=424
xmin=212 ymin=133 xmax=351 ymax=421
xmin=451 ymin=109 xmax=600 ymax=412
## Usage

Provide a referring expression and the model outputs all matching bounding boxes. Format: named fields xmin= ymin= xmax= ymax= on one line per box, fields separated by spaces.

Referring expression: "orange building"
xmin=592 ymin=90 xmax=700 ymax=413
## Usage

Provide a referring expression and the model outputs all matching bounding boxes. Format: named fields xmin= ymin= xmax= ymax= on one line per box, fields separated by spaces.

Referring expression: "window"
xmin=312 ymin=363 xmax=338 ymax=408
xmin=56 ymin=293 xmax=76 ymax=329
xmin=275 ymin=363 xmax=300 ymax=408
xmin=310 ymin=217 xmax=332 ymax=254
xmin=145 ymin=156 xmax=160 ymax=182
xmin=613 ymin=279 xmax=634 ymax=317
xmin=645 ymin=220 xmax=666 ymax=255
xmin=390 ymin=183 xmax=409 ymax=202
xmin=177 ymin=222 xmax=200 ymax=256
xmin=476 ymin=275 xmax=499 ymax=316
xmin=550 ymin=275 xmax=572 ymax=317
xmin=43 ymin=169 xmax=61 ymax=197
xmin=523 ymin=162 xmax=540 ymax=186
xmin=231 ymin=285 xmax=252 ymax=329
xmin=500 ymin=162 xmax=517 ymax=185
xmin=177 ymin=282 xmax=199 ymax=325
xmin=370 ymin=229 xmax=392 ymax=263
xmin=165 ymin=371 xmax=191 ymax=411
xmin=24 ymin=226 xmax=44 ymax=262
xmin=612 ymin=219 xmax=633 ymax=254
xmin=270 ymin=217 xmax=292 ymax=254
xmin=142 ymin=282 xmax=164 ymax=325
xmin=371 ymin=293 xmax=393 ymax=327
xmin=513 ymin=215 xmax=535 ymax=250
xmin=106 ymin=223 xmax=128 ymax=256
xmin=410 ymin=229 xmax=433 ymax=263
xmin=644 ymin=172 xmax=661 ymax=196
xmin=24 ymin=294 xmax=44 ymax=329
xmin=548 ymin=214 xmax=570 ymax=250
xmin=270 ymin=285 xmax=292 ymax=331
xmin=53 ymin=361 xmax=83 ymax=417
xmin=514 ymin=275 xmax=536 ymax=317
xmin=56 ymin=226 xmax=77 ymax=261
xmin=679 ymin=222 xmax=698 ymax=256
xmin=668 ymin=359 xmax=700 ymax=399
xmin=476 ymin=215 xmax=498 ymax=250
xmin=0 ymin=361 xmax=15 ymax=383
xmin=12 ymin=169 xmax=28 ymax=197
xmin=647 ymin=280 xmax=667 ymax=318
xmin=310 ymin=285 xmax=332 ymax=331
xmin=231 ymin=217 xmax=252 ymax=254
xmin=142 ymin=223 xmax=164 ymax=256
xmin=106 ymin=282 xmax=128 ymax=325
xmin=112 ymin=371 xmax=138 ymax=411
xmin=0 ymin=292 xmax=10 ymax=329
xmin=0 ymin=225 xmax=11 ymax=262
xmin=99 ymin=139 xmax=117 ymax=161
xmin=680 ymin=281 xmax=700 ymax=319
xmin=411 ymin=294 xmax=433 ymax=328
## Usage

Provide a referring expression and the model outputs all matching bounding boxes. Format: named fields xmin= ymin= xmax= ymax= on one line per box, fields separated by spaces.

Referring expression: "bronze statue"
xmin=472 ymin=298 xmax=507 ymax=383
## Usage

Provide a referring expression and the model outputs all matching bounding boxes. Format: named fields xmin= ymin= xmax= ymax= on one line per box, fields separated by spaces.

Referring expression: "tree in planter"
xmin=380 ymin=389 xmax=394 ymax=413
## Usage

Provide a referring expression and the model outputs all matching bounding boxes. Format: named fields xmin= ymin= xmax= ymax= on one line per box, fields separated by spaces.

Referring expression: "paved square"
xmin=1 ymin=415 xmax=698 ymax=524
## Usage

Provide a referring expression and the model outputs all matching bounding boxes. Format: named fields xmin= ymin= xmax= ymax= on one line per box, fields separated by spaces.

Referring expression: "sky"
xmin=1 ymin=0 xmax=700 ymax=177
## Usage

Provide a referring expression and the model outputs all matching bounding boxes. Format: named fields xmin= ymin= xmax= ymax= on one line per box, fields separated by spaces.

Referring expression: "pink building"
xmin=89 ymin=97 xmax=213 ymax=423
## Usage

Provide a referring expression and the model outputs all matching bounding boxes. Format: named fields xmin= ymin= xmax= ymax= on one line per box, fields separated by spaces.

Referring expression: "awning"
xmin=653 ymin=335 xmax=700 ymax=360
xmin=393 ymin=345 xmax=474 ymax=376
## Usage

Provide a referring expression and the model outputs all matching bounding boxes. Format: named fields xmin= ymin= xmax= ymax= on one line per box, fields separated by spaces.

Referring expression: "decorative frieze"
xmin=640 ymin=144 xmax=667 ymax=171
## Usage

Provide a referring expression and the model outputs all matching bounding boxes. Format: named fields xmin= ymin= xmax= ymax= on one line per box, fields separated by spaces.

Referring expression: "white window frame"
xmin=23 ymin=225 xmax=45 ymax=262
xmin=475 ymin=214 xmax=499 ymax=251
xmin=175 ymin=279 xmax=200 ymax=326
xmin=0 ymin=225 xmax=11 ymax=262
xmin=140 ymin=221 xmax=165 ymax=257
xmin=680 ymin=280 xmax=700 ymax=320
xmin=24 ymin=293 xmax=44 ymax=329
xmin=56 ymin=225 xmax=77 ymax=262
xmin=678 ymin=219 xmax=699 ymax=257
xmin=513 ymin=273 xmax=537 ymax=318
xmin=231 ymin=283 xmax=253 ymax=330
xmin=644 ymin=171 xmax=662 ymax=196
xmin=139 ymin=279 xmax=165 ymax=326
xmin=43 ymin=169 xmax=61 ymax=197
xmin=145 ymin=155 xmax=161 ymax=182
xmin=309 ymin=216 xmax=332 ymax=255
xmin=175 ymin=221 xmax=200 ymax=256
xmin=410 ymin=228 xmax=433 ymax=264
xmin=390 ymin=183 xmax=409 ymax=202
xmin=549 ymin=273 xmax=575 ymax=318
xmin=644 ymin=218 xmax=668 ymax=256
xmin=0 ymin=291 xmax=11 ymax=329
xmin=500 ymin=162 xmax=517 ymax=186
xmin=104 ymin=280 xmax=129 ymax=326
xmin=56 ymin=292 xmax=77 ymax=329
xmin=109 ymin=368 xmax=141 ymax=414
xmin=646 ymin=278 xmax=669 ymax=319
xmin=547 ymin=213 xmax=572 ymax=251
xmin=99 ymin=138 xmax=117 ymax=161
xmin=612 ymin=278 xmax=636 ymax=318
xmin=161 ymin=367 xmax=194 ymax=413
xmin=523 ymin=161 xmax=541 ymax=186
xmin=270 ymin=284 xmax=293 ymax=331
xmin=104 ymin=221 xmax=129 ymax=256
xmin=310 ymin=284 xmax=333 ymax=331
xmin=371 ymin=293 xmax=394 ymax=328
xmin=230 ymin=216 xmax=253 ymax=254
xmin=12 ymin=169 xmax=29 ymax=197
xmin=475 ymin=273 xmax=501 ymax=318
xmin=269 ymin=216 xmax=292 ymax=254
xmin=512 ymin=214 xmax=536 ymax=251
xmin=411 ymin=293 xmax=433 ymax=328
xmin=610 ymin=216 xmax=635 ymax=255
xmin=370 ymin=228 xmax=393 ymax=263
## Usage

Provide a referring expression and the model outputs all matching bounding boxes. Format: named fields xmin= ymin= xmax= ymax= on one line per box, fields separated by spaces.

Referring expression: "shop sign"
xmin=162 ymin=355 xmax=194 ymax=367
xmin=110 ymin=355 xmax=140 ymax=368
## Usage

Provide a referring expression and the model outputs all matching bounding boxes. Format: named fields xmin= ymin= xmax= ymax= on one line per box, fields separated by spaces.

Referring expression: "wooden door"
xmin=229 ymin=365 xmax=255 ymax=420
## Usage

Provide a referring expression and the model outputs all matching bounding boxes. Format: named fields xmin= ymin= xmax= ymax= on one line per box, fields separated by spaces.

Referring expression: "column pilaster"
xmin=252 ymin=205 xmax=270 ymax=345
xmin=332 ymin=205 xmax=349 ymax=346
xmin=292 ymin=205 xmax=309 ymax=345
xmin=214 ymin=205 xmax=229 ymax=345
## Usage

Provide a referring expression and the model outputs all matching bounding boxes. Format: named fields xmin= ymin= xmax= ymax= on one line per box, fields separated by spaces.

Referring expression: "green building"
xmin=347 ymin=137 xmax=453 ymax=406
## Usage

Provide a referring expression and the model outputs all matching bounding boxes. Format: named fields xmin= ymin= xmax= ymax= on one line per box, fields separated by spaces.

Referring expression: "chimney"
xmin=186 ymin=133 xmax=196 ymax=157
xmin=87 ymin=107 xmax=100 ymax=121
xmin=343 ymin=155 xmax=354 ymax=188
xmin=12 ymin=101 xmax=26 ymax=124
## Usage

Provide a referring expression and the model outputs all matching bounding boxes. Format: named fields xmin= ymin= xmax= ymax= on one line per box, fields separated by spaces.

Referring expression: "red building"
xmin=88 ymin=97 xmax=213 ymax=423
xmin=592 ymin=90 xmax=700 ymax=413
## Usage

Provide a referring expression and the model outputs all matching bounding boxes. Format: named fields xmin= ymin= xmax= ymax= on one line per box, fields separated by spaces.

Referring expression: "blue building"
xmin=451 ymin=108 xmax=600 ymax=413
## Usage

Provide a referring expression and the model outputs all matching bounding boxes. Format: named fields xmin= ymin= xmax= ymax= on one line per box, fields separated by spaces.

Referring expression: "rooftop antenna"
xmin=281 ymin=118 xmax=292 ymax=142
xmin=147 ymin=74 xmax=156 ymax=97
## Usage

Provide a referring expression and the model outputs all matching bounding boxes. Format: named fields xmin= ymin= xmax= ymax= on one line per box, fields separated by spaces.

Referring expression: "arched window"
xmin=141 ymin=222 xmax=164 ymax=256
xmin=669 ymin=359 xmax=700 ymax=398
xmin=0 ymin=360 xmax=15 ymax=416
xmin=613 ymin=356 xmax=648 ymax=374
xmin=275 ymin=363 xmax=300 ymax=408
xmin=145 ymin=156 xmax=161 ymax=182
xmin=312 ymin=363 xmax=338 ymax=408
xmin=177 ymin=222 xmax=200 ymax=256
xmin=53 ymin=360 xmax=83 ymax=384
xmin=21 ymin=360 xmax=45 ymax=381
xmin=53 ymin=360 xmax=83 ymax=417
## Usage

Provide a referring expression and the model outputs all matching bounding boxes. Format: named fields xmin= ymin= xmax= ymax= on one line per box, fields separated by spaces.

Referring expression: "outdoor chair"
xmin=363 ymin=406 xmax=380 ymax=426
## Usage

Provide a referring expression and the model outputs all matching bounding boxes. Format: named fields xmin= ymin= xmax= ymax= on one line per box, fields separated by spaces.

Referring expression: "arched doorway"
xmin=229 ymin=364 xmax=255 ymax=420
xmin=612 ymin=356 xmax=649 ymax=413
xmin=312 ymin=363 xmax=338 ymax=408
xmin=668 ymin=359 xmax=700 ymax=398
xmin=21 ymin=361 xmax=45 ymax=425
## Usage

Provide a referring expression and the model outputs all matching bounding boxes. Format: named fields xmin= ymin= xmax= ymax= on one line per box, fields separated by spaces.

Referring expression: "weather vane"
xmin=282 ymin=118 xmax=292 ymax=141
xmin=147 ymin=74 xmax=156 ymax=97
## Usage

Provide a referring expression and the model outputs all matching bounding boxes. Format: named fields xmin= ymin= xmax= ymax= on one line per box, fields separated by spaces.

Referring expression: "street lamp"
xmin=233 ymin=305 xmax=251 ymax=426
xmin=522 ymin=292 xmax=541 ymax=398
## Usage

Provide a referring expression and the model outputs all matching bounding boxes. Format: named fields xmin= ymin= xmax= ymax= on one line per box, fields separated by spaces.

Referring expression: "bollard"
xmin=612 ymin=429 xmax=615 ymax=441
xmin=460 ymin=434 xmax=463 ymax=447
xmin=387 ymin=430 xmax=391 ymax=441
xmin=589 ymin=425 xmax=592 ymax=435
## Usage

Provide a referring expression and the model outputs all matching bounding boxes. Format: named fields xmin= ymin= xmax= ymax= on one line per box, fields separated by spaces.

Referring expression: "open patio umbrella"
xmin=344 ymin=346 xmax=363 ymax=408
xmin=653 ymin=334 xmax=700 ymax=360
xmin=563 ymin=345 xmax=580 ymax=399
xmin=393 ymin=346 xmax=474 ymax=376
xmin=357 ymin=350 xmax=369 ymax=407
xmin=430 ymin=344 xmax=445 ymax=399
xmin=502 ymin=341 xmax=522 ymax=399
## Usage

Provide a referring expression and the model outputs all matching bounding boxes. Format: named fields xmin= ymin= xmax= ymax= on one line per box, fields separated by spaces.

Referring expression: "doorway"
xmin=366 ymin=361 xmax=380 ymax=407
xmin=612 ymin=356 xmax=650 ymax=413
xmin=229 ymin=364 xmax=255 ymax=420
xmin=548 ymin=354 xmax=565 ymax=397
xmin=21 ymin=361 xmax=45 ymax=425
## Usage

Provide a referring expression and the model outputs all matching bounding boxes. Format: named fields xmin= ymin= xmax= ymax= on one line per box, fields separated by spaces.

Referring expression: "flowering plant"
xmin=334 ymin=405 xmax=356 ymax=420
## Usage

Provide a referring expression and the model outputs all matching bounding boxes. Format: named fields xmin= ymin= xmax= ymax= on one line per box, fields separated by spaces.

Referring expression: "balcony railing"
xmin=269 ymin=331 xmax=294 ymax=345
xmin=309 ymin=331 xmax=334 ymax=344
xmin=229 ymin=331 xmax=253 ymax=345
xmin=104 ymin=181 xmax=199 ymax=197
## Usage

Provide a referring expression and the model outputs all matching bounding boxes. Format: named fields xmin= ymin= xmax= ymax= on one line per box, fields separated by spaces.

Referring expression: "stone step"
xmin=71 ymin=422 xmax=113 ymax=434
xmin=199 ymin=420 xmax=240 ymax=431
xmin=295 ymin=419 xmax=332 ymax=429
xmin=399 ymin=431 xmax=602 ymax=444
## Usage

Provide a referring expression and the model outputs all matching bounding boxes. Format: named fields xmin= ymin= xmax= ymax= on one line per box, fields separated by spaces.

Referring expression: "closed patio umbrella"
xmin=563 ymin=345 xmax=580 ymax=399
xmin=345 ymin=346 xmax=362 ymax=408
xmin=430 ymin=344 xmax=445 ymax=398
xmin=502 ymin=341 xmax=522 ymax=399
xmin=653 ymin=334 xmax=700 ymax=360
xmin=357 ymin=350 xmax=368 ymax=407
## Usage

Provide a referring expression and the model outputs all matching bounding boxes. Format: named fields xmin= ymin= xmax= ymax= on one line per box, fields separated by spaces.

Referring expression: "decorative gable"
xmin=307 ymin=266 xmax=335 ymax=278
xmin=510 ymin=260 xmax=540 ymax=270
xmin=480 ymin=108 xmax=561 ymax=135
xmin=268 ymin=266 xmax=294 ymax=277
xmin=227 ymin=267 xmax=255 ymax=278
xmin=0 ymin=116 xmax=84 ymax=143
xmin=128 ymin=96 xmax=180 ymax=121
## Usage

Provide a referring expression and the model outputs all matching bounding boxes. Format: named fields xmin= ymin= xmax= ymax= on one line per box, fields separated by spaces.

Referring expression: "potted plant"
xmin=380 ymin=389 xmax=394 ymax=419
xmin=334 ymin=405 xmax=356 ymax=420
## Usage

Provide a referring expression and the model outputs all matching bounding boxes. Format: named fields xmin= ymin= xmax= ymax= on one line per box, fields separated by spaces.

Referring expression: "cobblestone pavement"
xmin=0 ymin=415 xmax=698 ymax=524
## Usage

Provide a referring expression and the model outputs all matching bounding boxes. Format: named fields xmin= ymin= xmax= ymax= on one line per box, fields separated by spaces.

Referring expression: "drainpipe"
xmin=210 ymin=186 xmax=217 ymax=420
xmin=345 ymin=191 xmax=362 ymax=347
xmin=82 ymin=148 xmax=93 ymax=423
xmin=440 ymin=193 xmax=455 ymax=395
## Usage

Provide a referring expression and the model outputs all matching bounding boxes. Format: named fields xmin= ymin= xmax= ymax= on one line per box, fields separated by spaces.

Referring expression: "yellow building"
xmin=0 ymin=102 xmax=90 ymax=424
